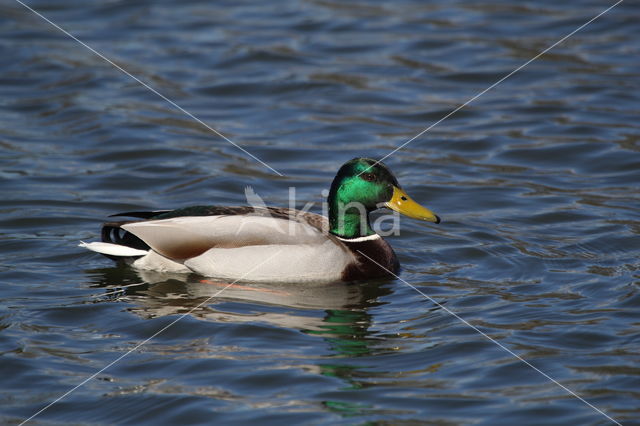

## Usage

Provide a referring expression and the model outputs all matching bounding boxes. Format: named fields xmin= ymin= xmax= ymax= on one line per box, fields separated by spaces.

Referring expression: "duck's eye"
xmin=361 ymin=173 xmax=376 ymax=182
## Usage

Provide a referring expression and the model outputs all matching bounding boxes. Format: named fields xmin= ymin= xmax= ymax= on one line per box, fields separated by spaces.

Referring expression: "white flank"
xmin=184 ymin=241 xmax=352 ymax=284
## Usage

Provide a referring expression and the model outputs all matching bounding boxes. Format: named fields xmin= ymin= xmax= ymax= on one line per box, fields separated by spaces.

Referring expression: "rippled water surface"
xmin=1 ymin=0 xmax=639 ymax=424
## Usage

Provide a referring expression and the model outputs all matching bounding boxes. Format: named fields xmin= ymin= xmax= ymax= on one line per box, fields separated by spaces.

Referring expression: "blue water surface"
xmin=0 ymin=0 xmax=639 ymax=424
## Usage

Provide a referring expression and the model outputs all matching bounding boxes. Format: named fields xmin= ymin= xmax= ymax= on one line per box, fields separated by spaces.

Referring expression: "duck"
xmin=80 ymin=158 xmax=440 ymax=284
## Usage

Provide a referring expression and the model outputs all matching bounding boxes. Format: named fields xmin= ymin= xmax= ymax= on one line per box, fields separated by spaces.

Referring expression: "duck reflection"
xmin=84 ymin=267 xmax=392 ymax=341
xmin=84 ymin=267 xmax=397 ymax=413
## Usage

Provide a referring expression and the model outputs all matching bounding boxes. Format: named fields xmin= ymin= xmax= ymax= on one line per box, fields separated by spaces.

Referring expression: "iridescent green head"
xmin=328 ymin=158 xmax=440 ymax=238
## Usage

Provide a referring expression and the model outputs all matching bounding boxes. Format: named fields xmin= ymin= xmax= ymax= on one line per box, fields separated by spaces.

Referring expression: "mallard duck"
xmin=80 ymin=158 xmax=440 ymax=283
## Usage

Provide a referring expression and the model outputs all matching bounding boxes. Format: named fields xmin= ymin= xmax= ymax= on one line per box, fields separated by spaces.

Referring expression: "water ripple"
xmin=1 ymin=0 xmax=638 ymax=424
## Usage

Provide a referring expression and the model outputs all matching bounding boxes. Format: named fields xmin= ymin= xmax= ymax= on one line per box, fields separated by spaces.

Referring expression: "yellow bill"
xmin=384 ymin=186 xmax=441 ymax=223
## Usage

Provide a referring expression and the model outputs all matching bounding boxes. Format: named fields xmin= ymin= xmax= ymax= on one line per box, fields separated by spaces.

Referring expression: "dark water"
xmin=1 ymin=0 xmax=639 ymax=424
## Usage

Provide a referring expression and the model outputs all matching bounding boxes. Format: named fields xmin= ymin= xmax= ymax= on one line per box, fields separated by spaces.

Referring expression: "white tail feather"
xmin=79 ymin=241 xmax=148 ymax=257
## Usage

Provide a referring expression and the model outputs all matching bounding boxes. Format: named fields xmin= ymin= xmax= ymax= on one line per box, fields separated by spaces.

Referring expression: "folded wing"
xmin=121 ymin=215 xmax=330 ymax=261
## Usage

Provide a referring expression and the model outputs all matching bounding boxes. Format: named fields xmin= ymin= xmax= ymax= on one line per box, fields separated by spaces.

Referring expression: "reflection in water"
xmin=85 ymin=266 xmax=392 ymax=347
xmin=84 ymin=266 xmax=394 ymax=410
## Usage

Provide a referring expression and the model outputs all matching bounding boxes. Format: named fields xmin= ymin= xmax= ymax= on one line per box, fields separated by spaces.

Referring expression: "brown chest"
xmin=340 ymin=237 xmax=399 ymax=282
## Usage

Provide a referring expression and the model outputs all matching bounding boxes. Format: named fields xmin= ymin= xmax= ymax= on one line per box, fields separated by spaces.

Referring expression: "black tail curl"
xmin=100 ymin=221 xmax=150 ymax=261
xmin=101 ymin=210 xmax=170 ymax=253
